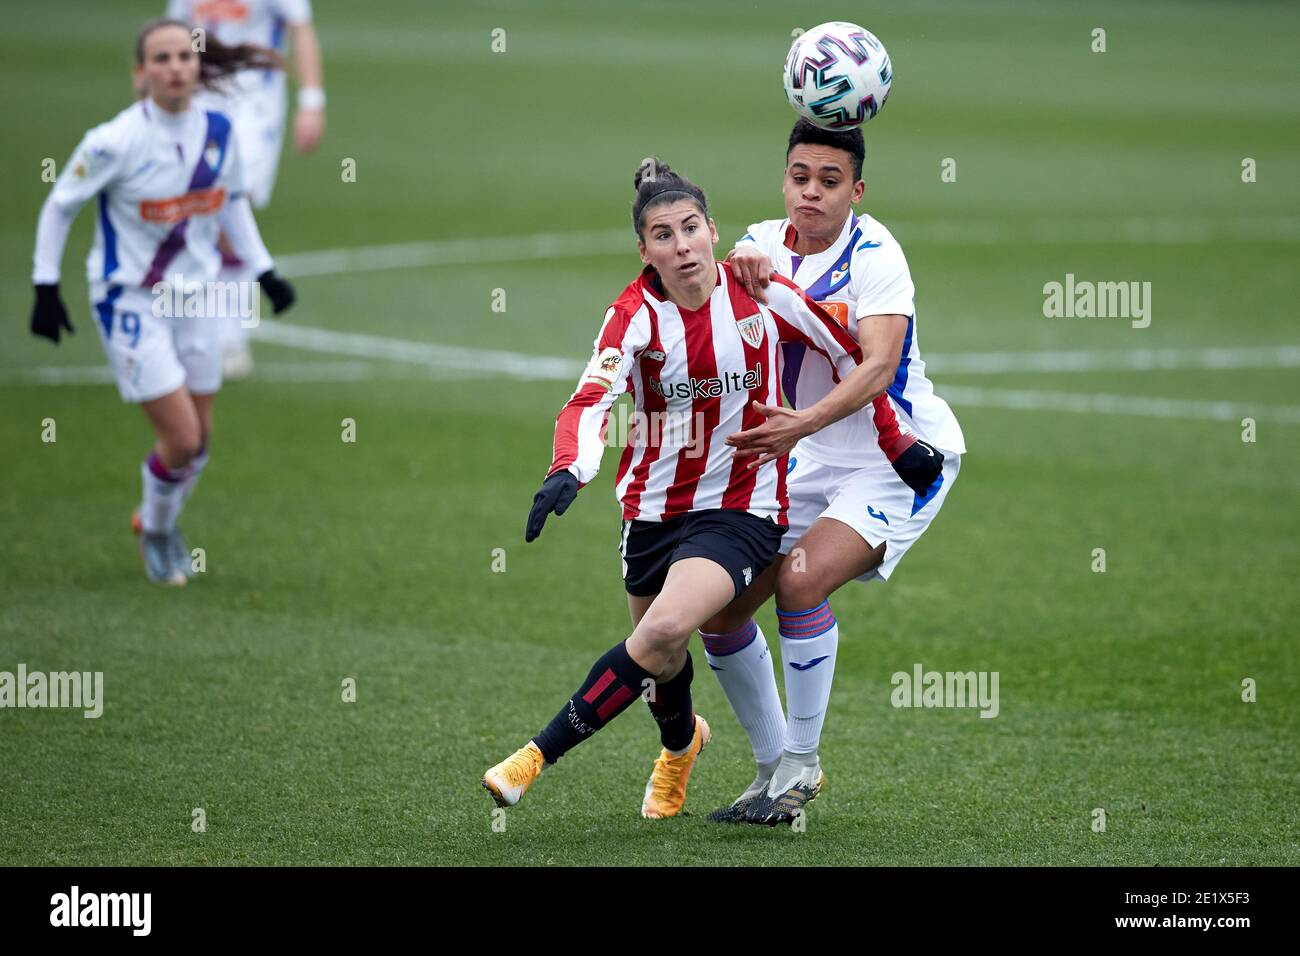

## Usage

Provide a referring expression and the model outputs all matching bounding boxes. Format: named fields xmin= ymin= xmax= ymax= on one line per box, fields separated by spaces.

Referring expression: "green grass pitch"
xmin=1 ymin=0 xmax=1297 ymax=865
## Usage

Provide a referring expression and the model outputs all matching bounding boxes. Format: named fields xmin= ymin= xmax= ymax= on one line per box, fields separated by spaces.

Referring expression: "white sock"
xmin=776 ymin=601 xmax=839 ymax=755
xmin=701 ymin=620 xmax=785 ymax=767
xmin=140 ymin=452 xmax=186 ymax=534
xmin=178 ymin=446 xmax=208 ymax=508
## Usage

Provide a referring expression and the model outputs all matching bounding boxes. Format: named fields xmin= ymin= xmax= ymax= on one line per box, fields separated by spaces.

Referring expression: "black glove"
xmin=891 ymin=437 xmax=945 ymax=497
xmin=525 ymin=471 xmax=580 ymax=542
xmin=31 ymin=284 xmax=74 ymax=344
xmin=257 ymin=270 xmax=295 ymax=315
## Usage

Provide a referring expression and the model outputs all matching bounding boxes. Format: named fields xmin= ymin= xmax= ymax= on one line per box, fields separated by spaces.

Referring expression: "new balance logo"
xmin=790 ymin=656 xmax=830 ymax=671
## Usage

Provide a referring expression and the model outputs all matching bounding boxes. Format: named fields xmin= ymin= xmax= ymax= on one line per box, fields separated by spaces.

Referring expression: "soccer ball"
xmin=783 ymin=21 xmax=893 ymax=130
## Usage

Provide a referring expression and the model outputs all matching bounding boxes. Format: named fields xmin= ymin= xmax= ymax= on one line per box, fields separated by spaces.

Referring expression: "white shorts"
xmin=90 ymin=284 xmax=223 ymax=403
xmin=779 ymin=442 xmax=961 ymax=584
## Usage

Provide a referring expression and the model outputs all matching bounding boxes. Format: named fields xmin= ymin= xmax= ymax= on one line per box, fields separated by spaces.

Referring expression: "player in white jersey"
xmin=699 ymin=120 xmax=967 ymax=825
xmin=166 ymin=0 xmax=325 ymax=376
xmin=483 ymin=159 xmax=943 ymax=817
xmin=30 ymin=19 xmax=296 ymax=585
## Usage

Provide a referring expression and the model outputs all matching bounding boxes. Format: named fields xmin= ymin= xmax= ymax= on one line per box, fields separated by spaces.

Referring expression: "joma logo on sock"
xmin=0 ymin=664 xmax=103 ymax=719
xmin=890 ymin=663 xmax=999 ymax=719
xmin=50 ymin=886 xmax=150 ymax=936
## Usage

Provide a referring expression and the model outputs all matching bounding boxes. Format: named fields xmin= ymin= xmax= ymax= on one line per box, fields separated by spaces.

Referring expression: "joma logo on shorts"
xmin=649 ymin=363 xmax=761 ymax=401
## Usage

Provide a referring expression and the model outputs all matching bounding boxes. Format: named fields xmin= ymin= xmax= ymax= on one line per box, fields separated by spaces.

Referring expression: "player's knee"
xmin=776 ymin=561 xmax=828 ymax=612
xmin=636 ymin=611 xmax=692 ymax=655
xmin=164 ymin=430 xmax=203 ymax=466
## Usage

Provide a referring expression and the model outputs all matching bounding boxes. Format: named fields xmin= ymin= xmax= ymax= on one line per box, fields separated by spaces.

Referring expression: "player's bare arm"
xmin=290 ymin=21 xmax=325 ymax=153
xmin=727 ymin=310 xmax=909 ymax=467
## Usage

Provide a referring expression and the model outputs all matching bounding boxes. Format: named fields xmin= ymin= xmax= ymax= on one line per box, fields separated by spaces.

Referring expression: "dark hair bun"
xmin=634 ymin=156 xmax=674 ymax=190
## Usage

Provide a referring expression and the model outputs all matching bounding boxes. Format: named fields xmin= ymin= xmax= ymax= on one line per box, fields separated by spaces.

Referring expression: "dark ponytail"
xmin=135 ymin=18 xmax=282 ymax=91
xmin=631 ymin=157 xmax=709 ymax=237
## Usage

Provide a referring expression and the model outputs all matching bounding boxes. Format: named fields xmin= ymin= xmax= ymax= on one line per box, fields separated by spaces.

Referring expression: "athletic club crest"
xmin=735 ymin=312 xmax=765 ymax=349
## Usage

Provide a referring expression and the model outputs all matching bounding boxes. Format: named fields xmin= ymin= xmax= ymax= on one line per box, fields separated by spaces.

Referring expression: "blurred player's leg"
xmin=216 ymin=95 xmax=286 ymax=380
xmin=137 ymin=388 xmax=205 ymax=586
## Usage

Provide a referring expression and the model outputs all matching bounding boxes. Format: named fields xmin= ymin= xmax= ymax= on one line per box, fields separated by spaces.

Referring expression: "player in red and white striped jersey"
xmin=483 ymin=159 xmax=942 ymax=817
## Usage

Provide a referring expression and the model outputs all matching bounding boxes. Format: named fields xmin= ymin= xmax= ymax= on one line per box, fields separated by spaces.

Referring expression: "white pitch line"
xmin=942 ymin=386 xmax=1300 ymax=424
xmin=274 ymin=216 xmax=1300 ymax=278
xmin=0 ymin=361 xmax=381 ymax=386
xmin=927 ymin=345 xmax=1300 ymax=374
xmin=254 ymin=324 xmax=1300 ymax=380
xmin=10 ymin=333 xmax=1300 ymax=425
xmin=250 ymin=321 xmax=584 ymax=379
xmin=275 ymin=229 xmax=631 ymax=279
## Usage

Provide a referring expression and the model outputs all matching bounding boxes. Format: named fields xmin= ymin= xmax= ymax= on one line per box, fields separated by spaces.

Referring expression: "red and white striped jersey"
xmin=548 ymin=263 xmax=910 ymax=524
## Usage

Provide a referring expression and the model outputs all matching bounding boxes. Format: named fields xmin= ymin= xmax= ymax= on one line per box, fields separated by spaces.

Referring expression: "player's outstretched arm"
xmin=290 ymin=21 xmax=326 ymax=153
xmin=727 ymin=278 xmax=890 ymax=466
xmin=30 ymin=199 xmax=77 ymax=344
xmin=524 ymin=471 xmax=579 ymax=542
xmin=526 ymin=302 xmax=644 ymax=542
xmin=218 ymin=196 xmax=295 ymax=315
xmin=30 ymin=130 xmax=122 ymax=344
xmin=785 ymin=311 xmax=910 ymax=432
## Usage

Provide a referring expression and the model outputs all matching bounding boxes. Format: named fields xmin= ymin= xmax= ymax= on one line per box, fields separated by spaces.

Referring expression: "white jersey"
xmin=39 ymin=99 xmax=262 ymax=288
xmin=166 ymin=0 xmax=311 ymax=99
xmin=736 ymin=213 xmax=966 ymax=461
xmin=549 ymin=264 xmax=887 ymax=525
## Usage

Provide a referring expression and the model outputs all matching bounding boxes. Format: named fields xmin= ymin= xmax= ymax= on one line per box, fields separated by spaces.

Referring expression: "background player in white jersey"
xmin=483 ymin=159 xmax=941 ymax=817
xmin=701 ymin=120 xmax=967 ymax=824
xmin=30 ymin=19 xmax=296 ymax=585
xmin=166 ymin=0 xmax=325 ymax=377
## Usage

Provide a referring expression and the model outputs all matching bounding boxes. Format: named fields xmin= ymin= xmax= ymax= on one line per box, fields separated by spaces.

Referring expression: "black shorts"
xmin=618 ymin=509 xmax=787 ymax=599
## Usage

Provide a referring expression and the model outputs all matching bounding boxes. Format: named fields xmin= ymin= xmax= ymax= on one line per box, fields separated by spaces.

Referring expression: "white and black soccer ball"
xmin=783 ymin=21 xmax=893 ymax=130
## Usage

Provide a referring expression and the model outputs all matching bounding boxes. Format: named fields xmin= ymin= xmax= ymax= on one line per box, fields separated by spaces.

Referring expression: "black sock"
xmin=647 ymin=652 xmax=695 ymax=752
xmin=533 ymin=641 xmax=653 ymax=764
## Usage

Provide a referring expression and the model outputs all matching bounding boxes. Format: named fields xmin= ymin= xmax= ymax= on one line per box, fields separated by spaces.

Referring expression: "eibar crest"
xmin=735 ymin=312 xmax=765 ymax=349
